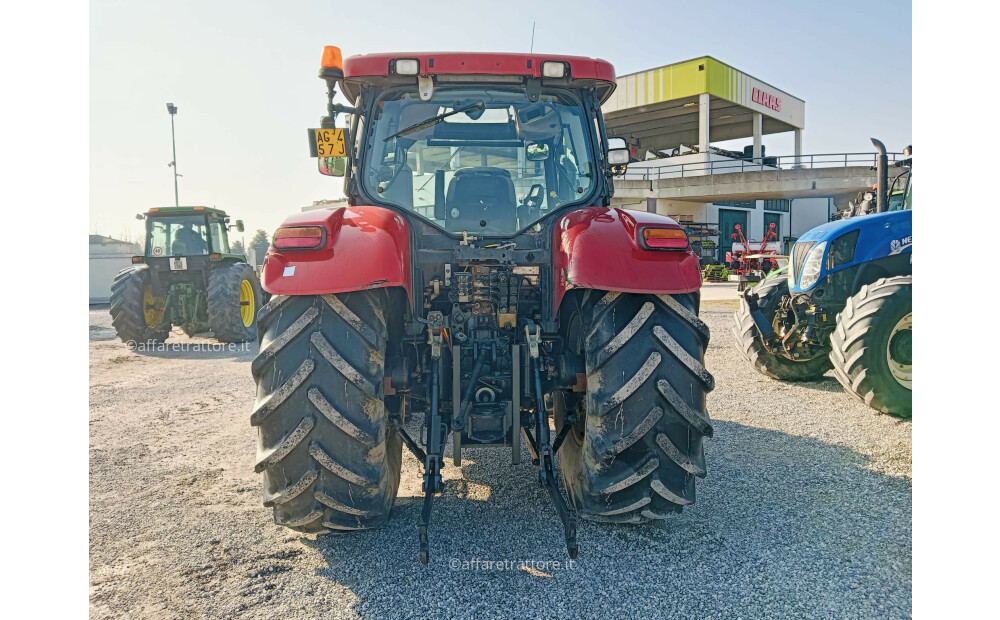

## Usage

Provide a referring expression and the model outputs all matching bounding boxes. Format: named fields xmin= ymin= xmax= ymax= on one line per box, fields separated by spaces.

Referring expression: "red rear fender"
xmin=552 ymin=207 xmax=702 ymax=314
xmin=261 ymin=205 xmax=412 ymax=305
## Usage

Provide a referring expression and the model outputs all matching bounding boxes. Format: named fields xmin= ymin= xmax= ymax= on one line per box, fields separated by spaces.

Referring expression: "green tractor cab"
xmin=110 ymin=206 xmax=262 ymax=343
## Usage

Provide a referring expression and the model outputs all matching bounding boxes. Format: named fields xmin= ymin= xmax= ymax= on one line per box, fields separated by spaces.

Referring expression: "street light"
xmin=166 ymin=102 xmax=179 ymax=207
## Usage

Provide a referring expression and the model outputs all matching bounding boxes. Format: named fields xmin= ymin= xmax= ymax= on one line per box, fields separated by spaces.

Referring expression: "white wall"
xmin=788 ymin=197 xmax=832 ymax=238
xmin=90 ymin=256 xmax=132 ymax=303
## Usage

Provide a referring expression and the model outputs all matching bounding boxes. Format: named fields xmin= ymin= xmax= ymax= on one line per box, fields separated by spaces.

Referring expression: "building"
xmin=602 ymin=56 xmax=858 ymax=262
xmin=90 ymin=234 xmax=140 ymax=303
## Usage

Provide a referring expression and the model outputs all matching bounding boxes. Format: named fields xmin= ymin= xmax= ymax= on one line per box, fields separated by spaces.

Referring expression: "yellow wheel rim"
xmin=143 ymin=284 xmax=164 ymax=329
xmin=239 ymin=279 xmax=255 ymax=327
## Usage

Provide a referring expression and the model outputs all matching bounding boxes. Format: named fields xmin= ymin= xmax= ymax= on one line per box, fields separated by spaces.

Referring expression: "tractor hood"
xmin=796 ymin=210 xmax=912 ymax=259
xmin=789 ymin=210 xmax=912 ymax=293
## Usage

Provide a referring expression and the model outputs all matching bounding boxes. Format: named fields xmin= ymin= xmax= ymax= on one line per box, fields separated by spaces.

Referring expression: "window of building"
xmin=763 ymin=199 xmax=790 ymax=212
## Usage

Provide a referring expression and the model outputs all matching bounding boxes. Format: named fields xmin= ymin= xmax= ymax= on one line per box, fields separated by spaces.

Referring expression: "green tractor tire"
xmin=207 ymin=262 xmax=262 ymax=343
xmin=109 ymin=266 xmax=169 ymax=344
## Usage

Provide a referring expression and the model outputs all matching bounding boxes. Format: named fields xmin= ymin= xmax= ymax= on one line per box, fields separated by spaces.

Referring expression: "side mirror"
xmin=135 ymin=213 xmax=145 ymax=220
xmin=607 ymin=137 xmax=630 ymax=166
xmin=319 ymin=156 xmax=347 ymax=177
xmin=525 ymin=142 xmax=550 ymax=161
xmin=235 ymin=220 xmax=245 ymax=233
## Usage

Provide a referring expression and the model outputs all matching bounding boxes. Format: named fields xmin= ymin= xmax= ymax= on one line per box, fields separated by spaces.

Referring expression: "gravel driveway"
xmin=90 ymin=300 xmax=911 ymax=619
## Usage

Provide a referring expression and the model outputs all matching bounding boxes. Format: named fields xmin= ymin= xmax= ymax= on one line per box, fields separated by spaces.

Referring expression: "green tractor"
xmin=110 ymin=206 xmax=263 ymax=343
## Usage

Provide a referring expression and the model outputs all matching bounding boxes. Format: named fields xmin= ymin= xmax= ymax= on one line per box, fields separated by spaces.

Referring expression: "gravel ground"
xmin=90 ymin=300 xmax=911 ymax=619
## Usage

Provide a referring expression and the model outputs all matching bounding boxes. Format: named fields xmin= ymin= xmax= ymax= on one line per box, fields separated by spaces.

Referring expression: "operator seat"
xmin=445 ymin=167 xmax=517 ymax=235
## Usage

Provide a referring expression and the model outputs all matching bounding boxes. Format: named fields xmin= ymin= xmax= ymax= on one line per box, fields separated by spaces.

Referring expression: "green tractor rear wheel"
xmin=109 ymin=266 xmax=169 ymax=343
xmin=207 ymin=262 xmax=262 ymax=342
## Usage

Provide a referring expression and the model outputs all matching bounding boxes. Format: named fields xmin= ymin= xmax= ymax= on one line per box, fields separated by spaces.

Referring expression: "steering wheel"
xmin=520 ymin=184 xmax=544 ymax=210
xmin=518 ymin=184 xmax=545 ymax=225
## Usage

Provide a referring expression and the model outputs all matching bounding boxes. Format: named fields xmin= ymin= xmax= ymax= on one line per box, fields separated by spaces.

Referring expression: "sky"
xmin=90 ymin=0 xmax=912 ymax=242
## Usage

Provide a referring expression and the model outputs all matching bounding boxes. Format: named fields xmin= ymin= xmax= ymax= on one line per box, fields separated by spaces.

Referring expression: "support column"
xmin=794 ymin=129 xmax=803 ymax=167
xmin=752 ymin=112 xmax=763 ymax=166
xmin=698 ymin=93 xmax=710 ymax=154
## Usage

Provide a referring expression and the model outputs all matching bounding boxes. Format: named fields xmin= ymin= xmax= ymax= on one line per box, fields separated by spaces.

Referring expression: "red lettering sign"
xmin=751 ymin=87 xmax=782 ymax=112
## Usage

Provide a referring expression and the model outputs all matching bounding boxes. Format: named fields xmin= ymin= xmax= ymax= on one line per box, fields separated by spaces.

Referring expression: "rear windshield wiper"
xmin=384 ymin=101 xmax=485 ymax=141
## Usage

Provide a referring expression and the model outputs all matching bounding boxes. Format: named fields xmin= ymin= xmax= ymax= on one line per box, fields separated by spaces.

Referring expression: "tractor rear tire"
xmin=732 ymin=276 xmax=832 ymax=380
xmin=250 ymin=291 xmax=402 ymax=533
xmin=829 ymin=276 xmax=912 ymax=417
xmin=109 ymin=266 xmax=169 ymax=343
xmin=207 ymin=262 xmax=261 ymax=343
xmin=559 ymin=291 xmax=715 ymax=523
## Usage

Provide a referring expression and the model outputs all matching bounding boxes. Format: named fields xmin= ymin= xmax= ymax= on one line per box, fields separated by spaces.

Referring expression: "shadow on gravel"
xmin=304 ymin=420 xmax=911 ymax=619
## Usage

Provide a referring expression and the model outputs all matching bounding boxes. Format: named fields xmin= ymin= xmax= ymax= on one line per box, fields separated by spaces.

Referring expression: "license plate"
xmin=170 ymin=257 xmax=188 ymax=271
xmin=310 ymin=128 xmax=346 ymax=158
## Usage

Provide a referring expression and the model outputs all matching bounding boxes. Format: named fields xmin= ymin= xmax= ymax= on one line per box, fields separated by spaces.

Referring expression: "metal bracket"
xmin=418 ymin=75 xmax=434 ymax=101
xmin=524 ymin=323 xmax=541 ymax=359
xmin=426 ymin=311 xmax=445 ymax=359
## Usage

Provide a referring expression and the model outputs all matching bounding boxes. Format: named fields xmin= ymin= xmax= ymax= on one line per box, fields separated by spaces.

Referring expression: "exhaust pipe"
xmin=870 ymin=138 xmax=888 ymax=213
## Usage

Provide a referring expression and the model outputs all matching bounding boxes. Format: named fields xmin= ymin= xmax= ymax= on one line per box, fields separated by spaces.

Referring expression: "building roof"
xmin=90 ymin=234 xmax=135 ymax=246
xmin=602 ymin=57 xmax=804 ymax=153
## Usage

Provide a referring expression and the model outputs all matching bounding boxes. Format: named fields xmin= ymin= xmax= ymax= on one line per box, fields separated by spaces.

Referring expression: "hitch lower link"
xmin=403 ymin=316 xmax=579 ymax=564
xmin=523 ymin=323 xmax=578 ymax=559
xmin=416 ymin=311 xmax=447 ymax=565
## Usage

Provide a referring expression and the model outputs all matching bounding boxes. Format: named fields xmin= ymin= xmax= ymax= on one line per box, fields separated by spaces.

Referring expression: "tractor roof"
xmin=146 ymin=206 xmax=229 ymax=217
xmin=341 ymin=52 xmax=616 ymax=102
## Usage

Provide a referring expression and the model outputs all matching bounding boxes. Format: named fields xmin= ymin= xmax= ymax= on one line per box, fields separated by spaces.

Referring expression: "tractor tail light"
xmin=132 ymin=256 xmax=144 ymax=264
xmin=273 ymin=226 xmax=326 ymax=250
xmin=641 ymin=227 xmax=688 ymax=250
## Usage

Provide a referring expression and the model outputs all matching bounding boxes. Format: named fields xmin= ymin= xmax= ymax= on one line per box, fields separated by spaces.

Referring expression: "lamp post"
xmin=166 ymin=103 xmax=179 ymax=207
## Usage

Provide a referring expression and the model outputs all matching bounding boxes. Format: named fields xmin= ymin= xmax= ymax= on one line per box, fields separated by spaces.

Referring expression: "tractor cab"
xmin=309 ymin=50 xmax=628 ymax=239
xmin=139 ymin=206 xmax=243 ymax=258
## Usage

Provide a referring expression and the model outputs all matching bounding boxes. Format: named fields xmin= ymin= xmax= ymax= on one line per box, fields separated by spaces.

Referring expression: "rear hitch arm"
xmin=524 ymin=323 xmax=579 ymax=559
xmin=417 ymin=312 xmax=448 ymax=565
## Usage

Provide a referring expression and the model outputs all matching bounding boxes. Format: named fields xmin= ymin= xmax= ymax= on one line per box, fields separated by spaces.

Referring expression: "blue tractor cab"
xmin=733 ymin=139 xmax=912 ymax=416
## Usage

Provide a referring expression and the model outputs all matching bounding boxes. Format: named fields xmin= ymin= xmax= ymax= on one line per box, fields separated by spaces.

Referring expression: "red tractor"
xmin=251 ymin=47 xmax=714 ymax=564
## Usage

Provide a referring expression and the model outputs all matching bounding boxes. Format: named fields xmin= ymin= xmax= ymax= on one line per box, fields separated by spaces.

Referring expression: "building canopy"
xmin=602 ymin=57 xmax=804 ymax=154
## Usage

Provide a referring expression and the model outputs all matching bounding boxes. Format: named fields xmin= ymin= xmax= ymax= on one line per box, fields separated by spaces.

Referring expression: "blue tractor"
xmin=733 ymin=139 xmax=912 ymax=416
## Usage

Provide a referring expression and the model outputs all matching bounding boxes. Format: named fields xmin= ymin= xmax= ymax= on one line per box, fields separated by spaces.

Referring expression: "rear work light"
xmin=541 ymin=61 xmax=568 ymax=78
xmin=641 ymin=227 xmax=688 ymax=250
xmin=393 ymin=58 xmax=419 ymax=75
xmin=273 ymin=226 xmax=326 ymax=250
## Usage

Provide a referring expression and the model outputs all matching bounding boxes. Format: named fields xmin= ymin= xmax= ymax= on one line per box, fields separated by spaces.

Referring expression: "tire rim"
xmin=886 ymin=312 xmax=912 ymax=389
xmin=143 ymin=283 xmax=163 ymax=328
xmin=239 ymin=279 xmax=255 ymax=327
